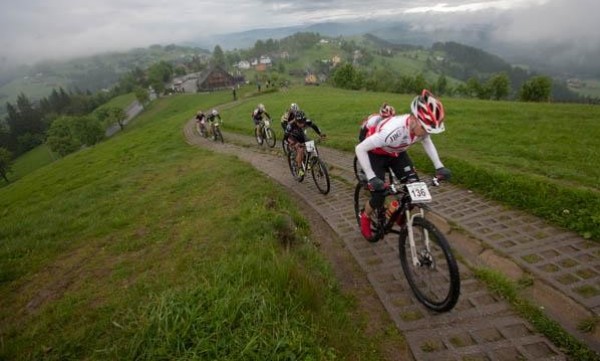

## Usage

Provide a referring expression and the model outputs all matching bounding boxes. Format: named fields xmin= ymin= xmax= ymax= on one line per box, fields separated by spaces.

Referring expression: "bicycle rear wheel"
xmin=310 ymin=158 xmax=330 ymax=194
xmin=264 ymin=128 xmax=276 ymax=148
xmin=399 ymin=216 xmax=460 ymax=312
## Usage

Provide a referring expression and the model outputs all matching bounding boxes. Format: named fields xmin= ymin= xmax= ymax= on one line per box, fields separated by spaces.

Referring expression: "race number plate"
xmin=305 ymin=140 xmax=316 ymax=153
xmin=264 ymin=119 xmax=270 ymax=127
xmin=406 ymin=182 xmax=432 ymax=203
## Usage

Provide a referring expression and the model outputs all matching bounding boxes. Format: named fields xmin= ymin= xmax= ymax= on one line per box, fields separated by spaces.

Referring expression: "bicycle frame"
xmin=379 ymin=184 xmax=433 ymax=268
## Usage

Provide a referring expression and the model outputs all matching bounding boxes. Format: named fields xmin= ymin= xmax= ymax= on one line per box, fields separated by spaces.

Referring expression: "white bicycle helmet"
xmin=290 ymin=103 xmax=299 ymax=112
xmin=212 ymin=109 xmax=218 ymax=116
xmin=258 ymin=103 xmax=265 ymax=112
xmin=410 ymin=89 xmax=445 ymax=134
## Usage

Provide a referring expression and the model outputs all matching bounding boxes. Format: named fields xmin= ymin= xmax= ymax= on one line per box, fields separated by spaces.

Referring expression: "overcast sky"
xmin=0 ymin=0 xmax=598 ymax=66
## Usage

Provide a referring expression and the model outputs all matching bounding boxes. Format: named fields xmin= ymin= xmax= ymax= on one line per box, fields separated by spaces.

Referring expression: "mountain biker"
xmin=358 ymin=102 xmax=396 ymax=142
xmin=252 ymin=103 xmax=271 ymax=142
xmin=281 ymin=102 xmax=300 ymax=132
xmin=207 ymin=109 xmax=222 ymax=140
xmin=286 ymin=110 xmax=326 ymax=177
xmin=195 ymin=110 xmax=207 ymax=136
xmin=355 ymin=90 xmax=452 ymax=241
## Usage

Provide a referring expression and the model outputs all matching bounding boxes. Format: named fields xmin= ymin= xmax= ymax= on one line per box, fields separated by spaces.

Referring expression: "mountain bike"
xmin=211 ymin=121 xmax=224 ymax=143
xmin=353 ymin=176 xmax=460 ymax=312
xmin=255 ymin=118 xmax=276 ymax=147
xmin=287 ymin=138 xmax=330 ymax=194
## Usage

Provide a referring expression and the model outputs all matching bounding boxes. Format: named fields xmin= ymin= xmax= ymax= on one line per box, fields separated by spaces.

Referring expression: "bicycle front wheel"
xmin=310 ymin=158 xmax=330 ymax=194
xmin=399 ymin=216 xmax=460 ymax=312
xmin=215 ymin=128 xmax=224 ymax=143
xmin=264 ymin=128 xmax=276 ymax=148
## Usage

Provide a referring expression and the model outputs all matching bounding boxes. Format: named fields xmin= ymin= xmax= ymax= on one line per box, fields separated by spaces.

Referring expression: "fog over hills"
xmin=192 ymin=18 xmax=598 ymax=79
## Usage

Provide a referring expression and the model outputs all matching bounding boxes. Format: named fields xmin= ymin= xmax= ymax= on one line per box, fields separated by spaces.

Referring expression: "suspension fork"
xmin=405 ymin=205 xmax=428 ymax=267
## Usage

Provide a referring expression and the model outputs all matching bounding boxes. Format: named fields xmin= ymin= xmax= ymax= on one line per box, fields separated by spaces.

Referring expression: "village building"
xmin=171 ymin=66 xmax=235 ymax=93
xmin=236 ymin=60 xmax=251 ymax=70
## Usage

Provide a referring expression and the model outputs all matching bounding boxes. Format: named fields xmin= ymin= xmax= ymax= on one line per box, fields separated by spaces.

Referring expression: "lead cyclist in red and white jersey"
xmin=355 ymin=89 xmax=452 ymax=241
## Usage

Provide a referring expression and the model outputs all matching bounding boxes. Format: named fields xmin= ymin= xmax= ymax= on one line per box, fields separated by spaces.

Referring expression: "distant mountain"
xmin=195 ymin=19 xmax=597 ymax=79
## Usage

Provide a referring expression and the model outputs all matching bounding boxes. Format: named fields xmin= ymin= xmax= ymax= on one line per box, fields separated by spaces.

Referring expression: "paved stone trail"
xmin=184 ymin=118 xmax=600 ymax=360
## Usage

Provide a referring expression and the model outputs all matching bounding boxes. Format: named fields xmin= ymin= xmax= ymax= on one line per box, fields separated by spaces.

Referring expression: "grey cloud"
xmin=0 ymin=0 xmax=598 ymax=71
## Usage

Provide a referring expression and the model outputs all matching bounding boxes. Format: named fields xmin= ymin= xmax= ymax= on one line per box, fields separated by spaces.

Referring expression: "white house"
xmin=236 ymin=60 xmax=251 ymax=70
xmin=259 ymin=55 xmax=272 ymax=65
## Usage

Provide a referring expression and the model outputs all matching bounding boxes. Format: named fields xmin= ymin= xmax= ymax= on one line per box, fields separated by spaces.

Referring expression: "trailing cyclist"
xmin=207 ymin=109 xmax=222 ymax=140
xmin=286 ymin=110 xmax=326 ymax=177
xmin=355 ymin=89 xmax=451 ymax=241
xmin=281 ymin=102 xmax=300 ymax=133
xmin=358 ymin=102 xmax=396 ymax=142
xmin=195 ymin=110 xmax=208 ymax=136
xmin=252 ymin=103 xmax=271 ymax=143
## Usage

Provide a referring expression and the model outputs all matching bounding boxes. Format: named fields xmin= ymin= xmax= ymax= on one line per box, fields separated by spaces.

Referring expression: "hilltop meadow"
xmin=1 ymin=85 xmax=599 ymax=359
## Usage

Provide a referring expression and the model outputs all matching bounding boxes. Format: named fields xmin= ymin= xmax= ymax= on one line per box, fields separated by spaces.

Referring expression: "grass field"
xmin=1 ymin=93 xmax=137 ymax=188
xmin=0 ymin=91 xmax=404 ymax=360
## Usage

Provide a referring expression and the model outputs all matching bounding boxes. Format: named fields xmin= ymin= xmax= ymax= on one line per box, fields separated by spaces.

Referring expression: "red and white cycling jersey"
xmin=356 ymin=114 xmax=443 ymax=180
xmin=360 ymin=113 xmax=398 ymax=156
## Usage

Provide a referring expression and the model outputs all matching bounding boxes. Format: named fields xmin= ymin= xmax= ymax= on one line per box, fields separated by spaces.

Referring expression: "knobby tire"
xmin=311 ymin=158 xmax=330 ymax=194
xmin=265 ymin=128 xmax=276 ymax=148
xmin=399 ymin=217 xmax=460 ymax=312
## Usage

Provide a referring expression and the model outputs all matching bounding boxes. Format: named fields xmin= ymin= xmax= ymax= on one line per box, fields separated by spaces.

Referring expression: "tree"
xmin=134 ymin=87 xmax=150 ymax=107
xmin=519 ymin=76 xmax=552 ymax=102
xmin=108 ymin=107 xmax=127 ymax=131
xmin=211 ymin=45 xmax=226 ymax=68
xmin=487 ymin=73 xmax=511 ymax=100
xmin=5 ymin=93 xmax=45 ymax=154
xmin=331 ymin=63 xmax=362 ymax=90
xmin=46 ymin=115 xmax=105 ymax=157
xmin=71 ymin=115 xmax=104 ymax=145
xmin=46 ymin=116 xmax=81 ymax=157
xmin=435 ymin=74 xmax=448 ymax=95
xmin=147 ymin=61 xmax=173 ymax=96
xmin=0 ymin=147 xmax=13 ymax=183
xmin=95 ymin=106 xmax=127 ymax=130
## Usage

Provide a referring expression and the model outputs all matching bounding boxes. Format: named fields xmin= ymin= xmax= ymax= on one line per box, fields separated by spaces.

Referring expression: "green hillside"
xmin=2 ymin=83 xmax=599 ymax=358
xmin=0 ymin=45 xmax=209 ymax=115
xmin=0 ymin=91 xmax=401 ymax=360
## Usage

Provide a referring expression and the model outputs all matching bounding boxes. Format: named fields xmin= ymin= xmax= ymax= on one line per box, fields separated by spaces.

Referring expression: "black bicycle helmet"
xmin=295 ymin=110 xmax=307 ymax=122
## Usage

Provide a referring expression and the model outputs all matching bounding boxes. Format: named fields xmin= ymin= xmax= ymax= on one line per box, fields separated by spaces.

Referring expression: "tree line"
xmin=0 ymin=59 xmax=177 ymax=183
xmin=329 ymin=61 xmax=600 ymax=104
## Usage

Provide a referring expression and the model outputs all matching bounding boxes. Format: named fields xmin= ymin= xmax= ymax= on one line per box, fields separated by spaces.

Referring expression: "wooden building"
xmin=196 ymin=66 xmax=235 ymax=92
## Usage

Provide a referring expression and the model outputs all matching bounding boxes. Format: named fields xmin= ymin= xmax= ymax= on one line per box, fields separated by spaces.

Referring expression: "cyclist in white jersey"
xmin=355 ymin=89 xmax=451 ymax=241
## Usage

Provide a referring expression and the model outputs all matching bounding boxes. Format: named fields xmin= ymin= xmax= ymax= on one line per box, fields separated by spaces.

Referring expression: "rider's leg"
xmin=360 ymin=153 xmax=389 ymax=240
xmin=296 ymin=143 xmax=304 ymax=169
xmin=363 ymin=153 xmax=389 ymax=217
xmin=391 ymin=152 xmax=419 ymax=183
xmin=254 ymin=120 xmax=262 ymax=141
